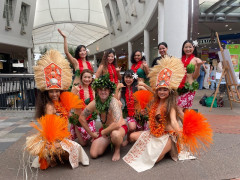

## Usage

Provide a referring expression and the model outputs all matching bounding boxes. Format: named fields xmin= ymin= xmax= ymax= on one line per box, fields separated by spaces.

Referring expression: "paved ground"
xmin=0 ymin=89 xmax=240 ymax=180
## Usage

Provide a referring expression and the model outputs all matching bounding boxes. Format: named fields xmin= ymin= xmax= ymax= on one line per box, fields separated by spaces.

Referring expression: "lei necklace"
xmin=78 ymin=59 xmax=93 ymax=73
xmin=178 ymin=54 xmax=195 ymax=89
xmin=125 ymin=87 xmax=135 ymax=117
xmin=108 ymin=63 xmax=118 ymax=84
xmin=131 ymin=61 xmax=142 ymax=73
xmin=95 ymin=95 xmax=112 ymax=114
xmin=53 ymin=100 xmax=68 ymax=121
xmin=149 ymin=101 xmax=167 ymax=137
xmin=79 ymin=85 xmax=94 ymax=120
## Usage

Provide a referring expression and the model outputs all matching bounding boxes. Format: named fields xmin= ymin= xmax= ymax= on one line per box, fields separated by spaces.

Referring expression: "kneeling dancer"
xmin=79 ymin=74 xmax=128 ymax=161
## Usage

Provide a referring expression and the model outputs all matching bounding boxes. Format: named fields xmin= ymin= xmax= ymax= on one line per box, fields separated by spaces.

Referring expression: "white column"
xmin=144 ymin=29 xmax=150 ymax=66
xmin=158 ymin=0 xmax=164 ymax=46
xmin=27 ymin=48 xmax=33 ymax=73
xmin=164 ymin=0 xmax=189 ymax=58
xmin=93 ymin=54 xmax=97 ymax=72
xmin=128 ymin=41 xmax=132 ymax=69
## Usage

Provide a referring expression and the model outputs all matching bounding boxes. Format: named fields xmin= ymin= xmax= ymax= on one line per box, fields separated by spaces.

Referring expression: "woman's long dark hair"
xmin=130 ymin=50 xmax=143 ymax=64
xmin=35 ymin=90 xmax=52 ymax=119
xmin=153 ymin=89 xmax=178 ymax=124
xmin=100 ymin=49 xmax=117 ymax=73
xmin=75 ymin=45 xmax=89 ymax=60
xmin=121 ymin=70 xmax=138 ymax=100
xmin=181 ymin=40 xmax=198 ymax=57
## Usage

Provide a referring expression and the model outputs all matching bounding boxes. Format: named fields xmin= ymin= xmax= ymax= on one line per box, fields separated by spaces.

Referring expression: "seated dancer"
xmin=58 ymin=29 xmax=93 ymax=87
xmin=25 ymin=50 xmax=89 ymax=170
xmin=70 ymin=69 xmax=97 ymax=146
xmin=95 ymin=49 xmax=121 ymax=85
xmin=177 ymin=40 xmax=204 ymax=117
xmin=123 ymin=56 xmax=212 ymax=172
xmin=79 ymin=74 xmax=127 ymax=161
xmin=117 ymin=70 xmax=149 ymax=147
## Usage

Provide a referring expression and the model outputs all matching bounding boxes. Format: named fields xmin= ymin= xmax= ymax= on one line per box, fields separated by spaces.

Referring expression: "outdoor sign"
xmin=226 ymin=44 xmax=240 ymax=72
xmin=201 ymin=48 xmax=209 ymax=61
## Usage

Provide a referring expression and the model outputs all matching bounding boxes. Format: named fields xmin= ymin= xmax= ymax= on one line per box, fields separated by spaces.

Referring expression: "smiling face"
xmin=183 ymin=42 xmax=194 ymax=56
xmin=48 ymin=89 xmax=61 ymax=101
xmin=157 ymin=87 xmax=170 ymax=100
xmin=124 ymin=76 xmax=134 ymax=86
xmin=81 ymin=72 xmax=92 ymax=86
xmin=159 ymin=45 xmax=168 ymax=57
xmin=108 ymin=53 xmax=115 ymax=64
xmin=79 ymin=47 xmax=87 ymax=59
xmin=97 ymin=88 xmax=110 ymax=101
xmin=134 ymin=51 xmax=142 ymax=62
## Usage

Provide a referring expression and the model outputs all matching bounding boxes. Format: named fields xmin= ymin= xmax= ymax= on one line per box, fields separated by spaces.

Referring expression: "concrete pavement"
xmin=0 ymin=89 xmax=240 ymax=180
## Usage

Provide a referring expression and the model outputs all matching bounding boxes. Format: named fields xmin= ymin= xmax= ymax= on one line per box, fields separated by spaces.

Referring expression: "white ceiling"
xmin=33 ymin=0 xmax=109 ymax=53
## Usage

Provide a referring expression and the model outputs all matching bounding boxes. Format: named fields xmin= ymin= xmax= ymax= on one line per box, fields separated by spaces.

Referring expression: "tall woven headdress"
xmin=34 ymin=50 xmax=72 ymax=91
xmin=148 ymin=56 xmax=185 ymax=91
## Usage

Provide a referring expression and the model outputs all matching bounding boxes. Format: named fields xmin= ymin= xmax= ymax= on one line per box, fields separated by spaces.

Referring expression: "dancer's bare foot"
xmin=112 ymin=148 xmax=120 ymax=161
xmin=121 ymin=139 xmax=128 ymax=147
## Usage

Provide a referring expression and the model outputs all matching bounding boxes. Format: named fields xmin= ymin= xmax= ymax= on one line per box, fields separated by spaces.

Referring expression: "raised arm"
xmin=137 ymin=81 xmax=153 ymax=93
xmin=95 ymin=64 xmax=104 ymax=79
xmin=192 ymin=58 xmax=204 ymax=80
xmin=116 ymin=67 xmax=122 ymax=80
xmin=79 ymin=101 xmax=98 ymax=138
xmin=101 ymin=97 xmax=125 ymax=136
xmin=142 ymin=61 xmax=150 ymax=75
xmin=58 ymin=29 xmax=78 ymax=70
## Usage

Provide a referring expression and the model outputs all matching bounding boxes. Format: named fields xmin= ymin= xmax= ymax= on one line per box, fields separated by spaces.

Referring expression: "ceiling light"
xmin=225 ymin=24 xmax=228 ymax=27
xmin=153 ymin=39 xmax=155 ymax=41
xmin=229 ymin=28 xmax=232 ymax=30
xmin=216 ymin=17 xmax=225 ymax=21
xmin=198 ymin=33 xmax=200 ymax=35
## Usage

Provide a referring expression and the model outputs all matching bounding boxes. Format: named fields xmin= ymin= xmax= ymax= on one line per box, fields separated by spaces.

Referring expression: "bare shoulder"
xmin=110 ymin=97 xmax=119 ymax=106
xmin=45 ymin=103 xmax=56 ymax=115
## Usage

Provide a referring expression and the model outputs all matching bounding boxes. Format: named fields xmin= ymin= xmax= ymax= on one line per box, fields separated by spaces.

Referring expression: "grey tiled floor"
xmin=0 ymin=116 xmax=33 ymax=153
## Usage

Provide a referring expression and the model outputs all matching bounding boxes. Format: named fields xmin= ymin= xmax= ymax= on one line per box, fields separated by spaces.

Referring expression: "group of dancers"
xmin=24 ymin=29 xmax=213 ymax=172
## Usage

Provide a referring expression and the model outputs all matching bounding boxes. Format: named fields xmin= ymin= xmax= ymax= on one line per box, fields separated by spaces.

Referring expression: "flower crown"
xmin=91 ymin=74 xmax=116 ymax=94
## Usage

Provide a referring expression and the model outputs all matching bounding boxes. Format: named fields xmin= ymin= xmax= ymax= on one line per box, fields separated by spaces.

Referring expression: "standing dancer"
xmin=25 ymin=50 xmax=89 ymax=170
xmin=123 ymin=56 xmax=212 ymax=172
xmin=130 ymin=50 xmax=150 ymax=90
xmin=58 ymin=29 xmax=93 ymax=86
xmin=95 ymin=49 xmax=121 ymax=85
xmin=70 ymin=69 xmax=97 ymax=146
xmin=151 ymin=42 xmax=170 ymax=67
xmin=79 ymin=74 xmax=128 ymax=161
xmin=177 ymin=40 xmax=204 ymax=117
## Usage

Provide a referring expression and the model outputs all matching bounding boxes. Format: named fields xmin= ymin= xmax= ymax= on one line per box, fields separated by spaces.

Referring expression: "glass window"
xmin=111 ymin=0 xmax=120 ymax=20
xmin=105 ymin=4 xmax=114 ymax=25
xmin=3 ymin=0 xmax=13 ymax=21
xmin=19 ymin=3 xmax=29 ymax=25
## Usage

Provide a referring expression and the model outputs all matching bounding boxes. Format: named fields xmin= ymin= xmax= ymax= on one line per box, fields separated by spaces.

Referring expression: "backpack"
xmin=199 ymin=95 xmax=207 ymax=106
xmin=205 ymin=96 xmax=217 ymax=108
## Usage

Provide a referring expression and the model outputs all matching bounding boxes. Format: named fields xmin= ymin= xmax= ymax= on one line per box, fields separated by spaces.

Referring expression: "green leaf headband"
xmin=91 ymin=74 xmax=116 ymax=94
